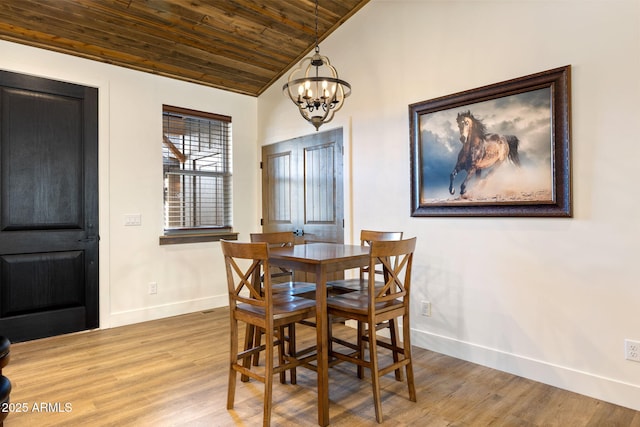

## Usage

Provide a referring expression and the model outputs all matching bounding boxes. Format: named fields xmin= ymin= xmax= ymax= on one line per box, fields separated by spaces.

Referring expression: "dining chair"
xmin=326 ymin=237 xmax=417 ymax=424
xmin=327 ymin=230 xmax=404 ymax=379
xmin=222 ymin=240 xmax=317 ymax=427
xmin=248 ymin=232 xmax=317 ymax=384
xmin=328 ymin=230 xmax=403 ymax=293
xmin=249 ymin=232 xmax=316 ymax=296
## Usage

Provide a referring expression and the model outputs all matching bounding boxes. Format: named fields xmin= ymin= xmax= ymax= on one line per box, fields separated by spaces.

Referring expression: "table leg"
xmin=315 ymin=265 xmax=329 ymax=426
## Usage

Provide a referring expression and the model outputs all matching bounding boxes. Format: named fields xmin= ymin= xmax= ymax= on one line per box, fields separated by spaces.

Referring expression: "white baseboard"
xmin=107 ymin=295 xmax=228 ymax=328
xmin=344 ymin=321 xmax=640 ymax=411
xmin=411 ymin=328 xmax=640 ymax=412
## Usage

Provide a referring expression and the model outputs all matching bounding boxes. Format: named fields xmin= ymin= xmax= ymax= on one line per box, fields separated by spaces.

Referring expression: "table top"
xmin=269 ymin=242 xmax=369 ymax=264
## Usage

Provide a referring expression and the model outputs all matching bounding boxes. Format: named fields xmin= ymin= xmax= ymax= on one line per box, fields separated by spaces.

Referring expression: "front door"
xmin=261 ymin=128 xmax=344 ymax=244
xmin=0 ymin=70 xmax=99 ymax=342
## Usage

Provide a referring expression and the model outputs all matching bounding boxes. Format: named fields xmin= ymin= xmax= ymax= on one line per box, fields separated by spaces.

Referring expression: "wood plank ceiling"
xmin=0 ymin=0 xmax=370 ymax=96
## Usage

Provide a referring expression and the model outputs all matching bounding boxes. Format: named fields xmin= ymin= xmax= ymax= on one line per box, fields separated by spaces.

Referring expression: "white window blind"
xmin=162 ymin=105 xmax=232 ymax=232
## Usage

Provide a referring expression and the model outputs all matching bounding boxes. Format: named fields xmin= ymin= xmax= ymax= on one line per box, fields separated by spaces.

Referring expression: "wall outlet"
xmin=421 ymin=300 xmax=432 ymax=317
xmin=148 ymin=282 xmax=157 ymax=295
xmin=625 ymin=339 xmax=640 ymax=362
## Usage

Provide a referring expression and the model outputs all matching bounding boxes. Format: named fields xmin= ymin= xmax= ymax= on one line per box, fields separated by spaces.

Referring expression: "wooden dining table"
xmin=269 ymin=242 xmax=370 ymax=427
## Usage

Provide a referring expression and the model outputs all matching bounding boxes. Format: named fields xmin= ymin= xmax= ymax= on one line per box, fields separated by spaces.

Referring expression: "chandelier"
xmin=282 ymin=0 xmax=351 ymax=131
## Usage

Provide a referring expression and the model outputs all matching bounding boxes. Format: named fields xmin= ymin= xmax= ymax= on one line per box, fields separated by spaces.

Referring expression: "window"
xmin=162 ymin=105 xmax=233 ymax=241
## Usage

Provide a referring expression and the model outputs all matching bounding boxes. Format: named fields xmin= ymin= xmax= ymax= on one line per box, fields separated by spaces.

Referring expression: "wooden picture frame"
xmin=409 ymin=66 xmax=571 ymax=217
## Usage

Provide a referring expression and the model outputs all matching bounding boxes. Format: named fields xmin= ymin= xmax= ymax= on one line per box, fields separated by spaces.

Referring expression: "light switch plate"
xmin=124 ymin=214 xmax=142 ymax=226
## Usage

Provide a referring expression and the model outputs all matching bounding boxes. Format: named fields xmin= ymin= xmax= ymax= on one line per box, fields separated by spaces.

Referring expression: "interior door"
xmin=261 ymin=128 xmax=344 ymax=244
xmin=0 ymin=70 xmax=99 ymax=343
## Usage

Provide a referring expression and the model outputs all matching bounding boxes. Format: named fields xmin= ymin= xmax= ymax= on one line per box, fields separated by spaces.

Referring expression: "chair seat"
xmin=327 ymin=290 xmax=403 ymax=313
xmin=327 ymin=278 xmax=390 ymax=293
xmin=272 ymin=281 xmax=317 ymax=296
xmin=238 ymin=294 xmax=316 ymax=321
xmin=326 ymin=278 xmax=364 ymax=292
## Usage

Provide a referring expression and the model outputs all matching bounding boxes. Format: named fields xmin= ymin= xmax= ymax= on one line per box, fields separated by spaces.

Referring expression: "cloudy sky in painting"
xmin=419 ymin=87 xmax=553 ymax=201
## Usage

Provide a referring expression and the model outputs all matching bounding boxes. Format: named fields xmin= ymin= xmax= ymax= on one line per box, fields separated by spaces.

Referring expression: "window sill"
xmin=159 ymin=232 xmax=238 ymax=245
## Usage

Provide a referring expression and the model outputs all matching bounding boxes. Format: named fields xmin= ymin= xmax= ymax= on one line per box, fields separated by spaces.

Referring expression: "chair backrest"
xmin=250 ymin=232 xmax=296 ymax=283
xmin=360 ymin=230 xmax=403 ymax=246
xmin=368 ymin=237 xmax=417 ymax=305
xmin=249 ymin=231 xmax=295 ymax=247
xmin=221 ymin=240 xmax=273 ymax=314
xmin=359 ymin=230 xmax=403 ymax=279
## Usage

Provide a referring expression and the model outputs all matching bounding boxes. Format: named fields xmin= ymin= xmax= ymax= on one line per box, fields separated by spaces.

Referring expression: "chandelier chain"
xmin=314 ymin=0 xmax=319 ymax=53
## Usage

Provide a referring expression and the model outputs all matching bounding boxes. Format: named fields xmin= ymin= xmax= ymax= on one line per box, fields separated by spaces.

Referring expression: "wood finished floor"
xmin=4 ymin=308 xmax=640 ymax=426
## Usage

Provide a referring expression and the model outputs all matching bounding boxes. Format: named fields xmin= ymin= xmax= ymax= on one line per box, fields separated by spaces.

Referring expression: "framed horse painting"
xmin=409 ymin=65 xmax=571 ymax=217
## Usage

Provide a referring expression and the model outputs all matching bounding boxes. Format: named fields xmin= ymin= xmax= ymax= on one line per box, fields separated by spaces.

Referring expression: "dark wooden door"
xmin=262 ymin=128 xmax=344 ymax=244
xmin=0 ymin=70 xmax=99 ymax=342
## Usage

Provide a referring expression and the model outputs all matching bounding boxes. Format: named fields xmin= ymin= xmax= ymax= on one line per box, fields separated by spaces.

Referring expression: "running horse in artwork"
xmin=449 ymin=111 xmax=521 ymax=196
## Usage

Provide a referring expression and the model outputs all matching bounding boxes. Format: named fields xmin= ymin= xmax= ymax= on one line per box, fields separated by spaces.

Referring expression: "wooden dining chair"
xmin=222 ymin=240 xmax=317 ymax=427
xmin=249 ymin=232 xmax=316 ymax=296
xmin=326 ymin=237 xmax=417 ymax=424
xmin=328 ymin=230 xmax=403 ymax=293
xmin=328 ymin=230 xmax=404 ymax=379
xmin=248 ymin=232 xmax=317 ymax=384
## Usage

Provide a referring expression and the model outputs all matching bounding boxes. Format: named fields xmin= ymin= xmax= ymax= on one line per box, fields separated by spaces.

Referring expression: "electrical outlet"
xmin=625 ymin=339 xmax=640 ymax=362
xmin=421 ymin=300 xmax=432 ymax=317
xmin=148 ymin=282 xmax=157 ymax=295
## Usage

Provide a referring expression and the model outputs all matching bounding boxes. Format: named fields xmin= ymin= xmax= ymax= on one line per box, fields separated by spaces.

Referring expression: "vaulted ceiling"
xmin=0 ymin=0 xmax=370 ymax=96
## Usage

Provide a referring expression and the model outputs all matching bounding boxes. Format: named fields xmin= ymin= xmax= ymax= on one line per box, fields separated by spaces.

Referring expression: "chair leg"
xmin=288 ymin=323 xmax=297 ymax=384
xmin=227 ymin=365 xmax=237 ymax=410
xmin=228 ymin=317 xmax=239 ymax=409
xmin=263 ymin=327 xmax=275 ymax=427
xmin=242 ymin=324 xmax=255 ymax=382
xmin=277 ymin=326 xmax=287 ymax=384
xmin=388 ymin=318 xmax=404 ymax=381
xmin=368 ymin=319 xmax=384 ymax=423
xmin=356 ymin=321 xmax=364 ymax=379
xmin=403 ymin=314 xmax=417 ymax=402
xmin=253 ymin=327 xmax=263 ymax=367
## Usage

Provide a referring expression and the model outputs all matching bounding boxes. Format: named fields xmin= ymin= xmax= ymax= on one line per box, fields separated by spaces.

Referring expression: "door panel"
xmin=264 ymin=151 xmax=294 ymax=226
xmin=302 ymin=140 xmax=341 ymax=243
xmin=0 ymin=70 xmax=98 ymax=342
xmin=1 ymin=251 xmax=84 ymax=316
xmin=2 ymin=88 xmax=84 ymax=229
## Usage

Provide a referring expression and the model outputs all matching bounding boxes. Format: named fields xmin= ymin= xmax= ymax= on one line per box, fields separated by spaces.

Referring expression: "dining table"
xmin=269 ymin=242 xmax=370 ymax=427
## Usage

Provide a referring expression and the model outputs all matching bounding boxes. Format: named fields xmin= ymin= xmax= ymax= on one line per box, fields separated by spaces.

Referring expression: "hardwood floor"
xmin=4 ymin=308 xmax=640 ymax=426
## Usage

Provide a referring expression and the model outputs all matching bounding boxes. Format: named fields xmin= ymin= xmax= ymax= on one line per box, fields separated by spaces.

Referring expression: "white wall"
xmin=258 ymin=0 xmax=640 ymax=412
xmin=1 ymin=40 xmax=259 ymax=329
